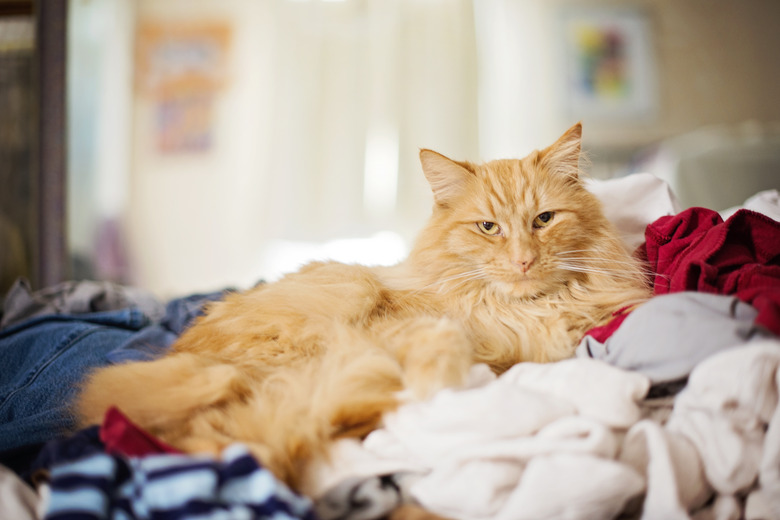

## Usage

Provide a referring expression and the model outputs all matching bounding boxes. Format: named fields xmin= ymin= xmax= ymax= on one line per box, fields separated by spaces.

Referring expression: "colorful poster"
xmin=560 ymin=9 xmax=657 ymax=121
xmin=135 ymin=23 xmax=231 ymax=154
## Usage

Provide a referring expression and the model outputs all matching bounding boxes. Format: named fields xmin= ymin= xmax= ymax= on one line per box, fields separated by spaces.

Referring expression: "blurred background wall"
xmin=2 ymin=0 xmax=779 ymax=298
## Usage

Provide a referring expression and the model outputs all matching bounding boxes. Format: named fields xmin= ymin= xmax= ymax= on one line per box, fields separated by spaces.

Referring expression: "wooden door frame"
xmin=35 ymin=0 xmax=68 ymax=287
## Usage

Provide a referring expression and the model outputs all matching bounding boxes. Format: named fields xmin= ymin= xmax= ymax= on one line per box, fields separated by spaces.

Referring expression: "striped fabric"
xmin=44 ymin=444 xmax=317 ymax=520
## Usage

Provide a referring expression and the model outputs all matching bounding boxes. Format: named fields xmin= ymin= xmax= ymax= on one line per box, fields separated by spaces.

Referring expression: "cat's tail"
xmin=76 ymin=352 xmax=251 ymax=437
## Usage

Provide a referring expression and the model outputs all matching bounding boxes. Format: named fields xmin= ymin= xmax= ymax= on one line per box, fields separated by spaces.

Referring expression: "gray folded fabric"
xmin=577 ymin=292 xmax=776 ymax=385
xmin=0 ymin=277 xmax=164 ymax=329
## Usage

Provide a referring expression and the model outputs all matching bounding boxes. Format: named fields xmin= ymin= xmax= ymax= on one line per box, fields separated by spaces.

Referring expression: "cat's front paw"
xmin=394 ymin=318 xmax=473 ymax=400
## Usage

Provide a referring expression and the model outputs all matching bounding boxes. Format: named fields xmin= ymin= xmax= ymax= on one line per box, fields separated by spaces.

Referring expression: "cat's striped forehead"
xmin=470 ymin=154 xmax=570 ymax=218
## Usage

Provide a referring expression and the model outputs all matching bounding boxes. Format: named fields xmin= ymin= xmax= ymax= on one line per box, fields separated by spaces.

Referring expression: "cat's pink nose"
xmin=514 ymin=255 xmax=536 ymax=273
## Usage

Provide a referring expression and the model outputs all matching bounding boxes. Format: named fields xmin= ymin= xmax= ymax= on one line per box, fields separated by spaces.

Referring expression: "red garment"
xmin=581 ymin=308 xmax=631 ymax=343
xmin=100 ymin=406 xmax=180 ymax=457
xmin=644 ymin=207 xmax=780 ymax=335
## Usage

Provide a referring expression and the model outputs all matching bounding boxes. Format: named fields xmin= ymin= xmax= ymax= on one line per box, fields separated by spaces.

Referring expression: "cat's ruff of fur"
xmin=76 ymin=123 xmax=652 ymax=491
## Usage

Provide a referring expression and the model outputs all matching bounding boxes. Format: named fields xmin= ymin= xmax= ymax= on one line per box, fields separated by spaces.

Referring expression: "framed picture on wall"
xmin=135 ymin=23 xmax=232 ymax=154
xmin=558 ymin=8 xmax=658 ymax=121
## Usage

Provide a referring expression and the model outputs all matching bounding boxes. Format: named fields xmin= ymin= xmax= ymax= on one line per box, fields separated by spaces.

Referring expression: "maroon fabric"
xmin=100 ymin=406 xmax=180 ymax=457
xmin=644 ymin=207 xmax=780 ymax=335
xmin=582 ymin=309 xmax=631 ymax=343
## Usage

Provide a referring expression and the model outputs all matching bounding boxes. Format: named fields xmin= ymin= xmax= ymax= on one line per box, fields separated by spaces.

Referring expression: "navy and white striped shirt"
xmin=45 ymin=444 xmax=317 ymax=520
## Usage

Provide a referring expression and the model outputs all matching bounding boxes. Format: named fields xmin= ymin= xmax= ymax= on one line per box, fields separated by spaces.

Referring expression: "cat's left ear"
xmin=538 ymin=122 xmax=582 ymax=181
xmin=420 ymin=149 xmax=474 ymax=206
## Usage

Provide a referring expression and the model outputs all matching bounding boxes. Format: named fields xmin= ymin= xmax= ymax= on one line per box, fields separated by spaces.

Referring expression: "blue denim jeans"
xmin=0 ymin=309 xmax=150 ymax=454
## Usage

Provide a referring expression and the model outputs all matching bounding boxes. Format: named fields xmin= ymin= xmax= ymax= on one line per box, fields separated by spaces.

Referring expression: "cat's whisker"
xmin=555 ymin=256 xmax=641 ymax=265
xmin=557 ymin=241 xmax=628 ymax=255
xmin=432 ymin=269 xmax=485 ymax=285
xmin=556 ymin=262 xmax=637 ymax=274
xmin=416 ymin=268 xmax=486 ymax=293
xmin=556 ymin=249 xmax=665 ymax=276
xmin=437 ymin=269 xmax=489 ymax=292
xmin=556 ymin=249 xmax=599 ymax=255
xmin=555 ymin=257 xmax=667 ymax=280
xmin=556 ymin=263 xmax=653 ymax=281
xmin=555 ymin=256 xmax=659 ymax=270
xmin=444 ymin=271 xmax=489 ymax=293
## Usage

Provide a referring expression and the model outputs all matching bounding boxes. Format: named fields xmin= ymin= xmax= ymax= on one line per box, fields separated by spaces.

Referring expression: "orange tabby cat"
xmin=77 ymin=123 xmax=651 ymax=490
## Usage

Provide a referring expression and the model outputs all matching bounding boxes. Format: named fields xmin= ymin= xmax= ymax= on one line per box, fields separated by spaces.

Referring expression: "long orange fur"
xmin=76 ymin=123 xmax=651 ymax=491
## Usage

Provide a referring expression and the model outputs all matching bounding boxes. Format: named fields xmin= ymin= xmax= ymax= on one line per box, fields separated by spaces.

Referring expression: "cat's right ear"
xmin=420 ymin=149 xmax=474 ymax=207
xmin=537 ymin=122 xmax=583 ymax=182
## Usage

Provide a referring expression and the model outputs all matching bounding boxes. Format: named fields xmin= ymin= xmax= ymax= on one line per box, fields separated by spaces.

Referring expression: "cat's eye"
xmin=477 ymin=221 xmax=501 ymax=235
xmin=533 ymin=211 xmax=555 ymax=229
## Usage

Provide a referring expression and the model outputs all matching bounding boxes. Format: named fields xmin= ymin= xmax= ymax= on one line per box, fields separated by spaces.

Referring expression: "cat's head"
xmin=415 ymin=123 xmax=618 ymax=300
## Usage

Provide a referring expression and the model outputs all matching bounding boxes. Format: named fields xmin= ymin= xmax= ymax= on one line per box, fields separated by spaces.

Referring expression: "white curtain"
xmin=472 ymin=0 xmax=563 ymax=160
xmin=122 ymin=0 xmax=480 ymax=295
xmin=260 ymin=0 xmax=479 ymax=241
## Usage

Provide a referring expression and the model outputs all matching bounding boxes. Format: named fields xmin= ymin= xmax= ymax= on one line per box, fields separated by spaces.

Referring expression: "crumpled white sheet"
xmin=307 ymin=339 xmax=780 ymax=520
xmin=586 ymin=173 xmax=683 ymax=253
xmin=721 ymin=189 xmax=780 ymax=222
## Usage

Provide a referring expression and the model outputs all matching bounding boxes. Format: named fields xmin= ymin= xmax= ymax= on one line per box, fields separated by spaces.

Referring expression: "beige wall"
xmin=475 ymin=0 xmax=780 ymax=169
xmin=568 ymin=0 xmax=780 ymax=148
